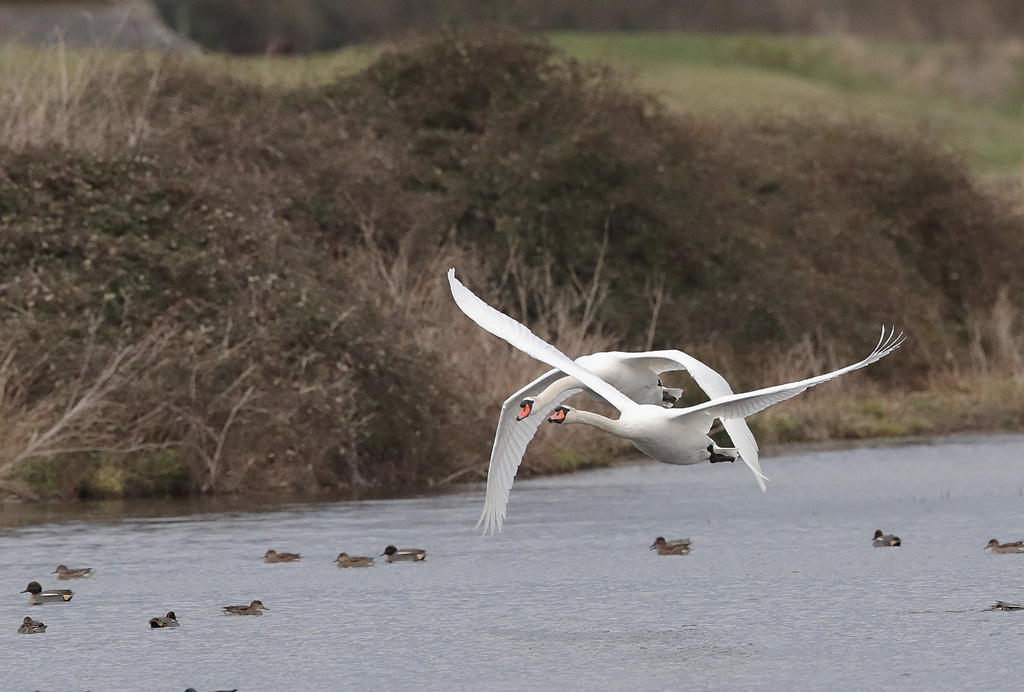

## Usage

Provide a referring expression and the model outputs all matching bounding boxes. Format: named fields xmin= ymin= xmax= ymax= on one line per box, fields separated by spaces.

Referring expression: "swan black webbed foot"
xmin=707 ymin=444 xmax=735 ymax=464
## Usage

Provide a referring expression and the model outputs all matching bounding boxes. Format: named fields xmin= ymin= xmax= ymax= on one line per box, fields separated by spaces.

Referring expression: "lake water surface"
xmin=4 ymin=434 xmax=1024 ymax=691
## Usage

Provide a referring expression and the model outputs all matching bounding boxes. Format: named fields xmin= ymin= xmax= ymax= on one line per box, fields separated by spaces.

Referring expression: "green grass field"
xmin=549 ymin=33 xmax=1024 ymax=178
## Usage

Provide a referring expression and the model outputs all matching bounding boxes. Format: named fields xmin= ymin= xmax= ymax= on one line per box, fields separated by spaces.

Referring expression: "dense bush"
xmin=1 ymin=28 xmax=1022 ymax=499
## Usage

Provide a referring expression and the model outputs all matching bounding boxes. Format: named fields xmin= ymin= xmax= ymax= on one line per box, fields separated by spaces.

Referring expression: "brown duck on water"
xmin=650 ymin=537 xmax=692 ymax=555
xmin=223 ymin=600 xmax=268 ymax=616
xmin=985 ymin=539 xmax=1024 ymax=554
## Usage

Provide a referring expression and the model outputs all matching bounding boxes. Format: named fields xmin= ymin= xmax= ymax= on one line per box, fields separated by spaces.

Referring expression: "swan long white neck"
xmin=566 ymin=409 xmax=627 ymax=438
xmin=534 ymin=376 xmax=579 ymax=407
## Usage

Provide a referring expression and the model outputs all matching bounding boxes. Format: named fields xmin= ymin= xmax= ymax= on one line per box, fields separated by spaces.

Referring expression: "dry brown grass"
xmin=0 ymin=316 xmax=181 ymax=499
xmin=747 ymin=294 xmax=1024 ymax=447
xmin=336 ymin=227 xmax=630 ymax=485
xmin=0 ymin=40 xmax=164 ymax=151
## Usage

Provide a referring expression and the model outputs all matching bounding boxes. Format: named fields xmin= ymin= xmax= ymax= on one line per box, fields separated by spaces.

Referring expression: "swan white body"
xmin=557 ymin=406 xmax=732 ymax=466
xmin=447 ymin=268 xmax=905 ymax=534
xmin=476 ymin=349 xmax=761 ymax=534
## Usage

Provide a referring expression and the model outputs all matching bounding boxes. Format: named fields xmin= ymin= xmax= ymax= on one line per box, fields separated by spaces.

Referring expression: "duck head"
xmin=650 ymin=537 xmax=666 ymax=550
xmin=21 ymin=581 xmax=42 ymax=594
xmin=382 ymin=545 xmax=398 ymax=557
xmin=250 ymin=600 xmax=268 ymax=610
xmin=986 ymin=539 xmax=1001 ymax=549
xmin=656 ymin=378 xmax=679 ymax=406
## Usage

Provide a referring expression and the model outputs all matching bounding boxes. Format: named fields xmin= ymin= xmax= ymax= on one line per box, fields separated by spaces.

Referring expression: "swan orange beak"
xmin=515 ymin=400 xmax=533 ymax=421
xmin=548 ymin=408 xmax=567 ymax=423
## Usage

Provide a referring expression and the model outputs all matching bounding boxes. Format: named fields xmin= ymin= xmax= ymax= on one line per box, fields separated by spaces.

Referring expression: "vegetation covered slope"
xmin=0 ymin=29 xmax=1022 ymax=500
xmin=146 ymin=0 xmax=1024 ymax=52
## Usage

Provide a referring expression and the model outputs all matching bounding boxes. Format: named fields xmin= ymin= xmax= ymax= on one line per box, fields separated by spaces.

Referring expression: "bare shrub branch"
xmin=0 ymin=319 xmax=182 ymax=495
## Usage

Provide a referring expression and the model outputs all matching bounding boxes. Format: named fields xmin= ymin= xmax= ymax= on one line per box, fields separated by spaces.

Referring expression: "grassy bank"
xmin=553 ymin=33 xmax=1024 ymax=178
xmin=0 ymin=29 xmax=1023 ymax=502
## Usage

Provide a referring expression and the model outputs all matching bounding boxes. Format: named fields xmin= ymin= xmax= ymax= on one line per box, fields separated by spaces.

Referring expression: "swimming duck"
xmin=22 ymin=581 xmax=73 ymax=605
xmin=987 ymin=601 xmax=1024 ymax=611
xmin=149 ymin=611 xmax=179 ymax=628
xmin=381 ymin=546 xmax=426 ymax=562
xmin=17 ymin=616 xmax=46 ymax=634
xmin=872 ymin=530 xmax=901 ymax=547
xmin=650 ymin=536 xmax=692 ymax=555
xmin=985 ymin=539 xmax=1024 ymax=554
xmin=335 ymin=552 xmax=374 ymax=568
xmin=263 ymin=549 xmax=301 ymax=563
xmin=223 ymin=600 xmax=268 ymax=616
xmin=53 ymin=564 xmax=93 ymax=580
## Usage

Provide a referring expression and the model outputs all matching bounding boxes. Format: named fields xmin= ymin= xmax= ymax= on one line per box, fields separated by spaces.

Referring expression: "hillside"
xmin=0 ymin=29 xmax=1022 ymax=501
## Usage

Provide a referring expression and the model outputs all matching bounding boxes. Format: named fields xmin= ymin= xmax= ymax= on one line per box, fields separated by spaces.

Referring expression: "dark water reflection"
xmin=0 ymin=483 xmax=448 ymax=531
xmin=4 ymin=434 xmax=1024 ymax=691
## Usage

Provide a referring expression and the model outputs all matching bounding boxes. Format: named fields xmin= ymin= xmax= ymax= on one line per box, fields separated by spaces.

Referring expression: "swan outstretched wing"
xmin=448 ymin=269 xmax=636 ymax=413
xmin=477 ymin=370 xmax=583 ymax=535
xmin=672 ymin=327 xmax=905 ymax=424
xmin=611 ymin=350 xmax=767 ymax=491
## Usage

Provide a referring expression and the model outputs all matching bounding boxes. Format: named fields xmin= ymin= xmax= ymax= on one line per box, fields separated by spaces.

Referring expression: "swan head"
xmin=547 ymin=406 xmax=577 ymax=424
xmin=658 ymin=377 xmax=682 ymax=407
xmin=516 ymin=398 xmax=536 ymax=421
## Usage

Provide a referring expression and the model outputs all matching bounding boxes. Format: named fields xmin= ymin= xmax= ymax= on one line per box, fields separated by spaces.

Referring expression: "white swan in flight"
xmin=447 ymin=268 xmax=905 ymax=534
xmin=450 ymin=269 xmax=766 ymax=533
